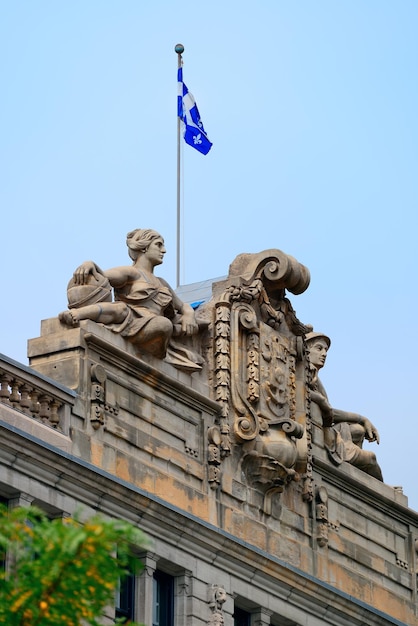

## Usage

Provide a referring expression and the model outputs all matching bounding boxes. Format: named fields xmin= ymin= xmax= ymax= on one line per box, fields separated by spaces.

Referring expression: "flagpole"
xmin=175 ymin=43 xmax=184 ymax=288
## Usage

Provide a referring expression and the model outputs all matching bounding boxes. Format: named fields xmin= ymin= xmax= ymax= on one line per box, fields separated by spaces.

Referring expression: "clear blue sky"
xmin=1 ymin=2 xmax=417 ymax=509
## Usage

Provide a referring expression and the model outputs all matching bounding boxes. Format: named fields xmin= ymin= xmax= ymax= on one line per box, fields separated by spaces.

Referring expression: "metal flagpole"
xmin=175 ymin=43 xmax=184 ymax=288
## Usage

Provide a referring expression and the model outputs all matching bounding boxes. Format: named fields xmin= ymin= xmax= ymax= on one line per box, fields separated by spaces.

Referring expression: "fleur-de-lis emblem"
xmin=193 ymin=133 xmax=203 ymax=145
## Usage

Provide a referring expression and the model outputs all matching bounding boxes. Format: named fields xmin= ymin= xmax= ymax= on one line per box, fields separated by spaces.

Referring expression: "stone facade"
xmin=0 ymin=245 xmax=417 ymax=625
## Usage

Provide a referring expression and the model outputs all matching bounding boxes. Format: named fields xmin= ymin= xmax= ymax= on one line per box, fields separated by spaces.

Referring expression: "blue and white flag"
xmin=177 ymin=67 xmax=212 ymax=155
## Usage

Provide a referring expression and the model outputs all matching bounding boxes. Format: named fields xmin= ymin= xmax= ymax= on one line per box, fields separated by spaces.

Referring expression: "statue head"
xmin=305 ymin=332 xmax=331 ymax=371
xmin=126 ymin=229 xmax=164 ymax=262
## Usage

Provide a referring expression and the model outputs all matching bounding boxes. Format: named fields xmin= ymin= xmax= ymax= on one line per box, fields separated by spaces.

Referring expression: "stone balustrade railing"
xmin=0 ymin=353 xmax=76 ymax=433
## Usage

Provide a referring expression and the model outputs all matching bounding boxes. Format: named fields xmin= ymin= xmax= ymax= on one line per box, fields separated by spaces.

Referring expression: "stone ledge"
xmin=28 ymin=317 xmax=211 ymax=398
xmin=0 ymin=407 xmax=72 ymax=453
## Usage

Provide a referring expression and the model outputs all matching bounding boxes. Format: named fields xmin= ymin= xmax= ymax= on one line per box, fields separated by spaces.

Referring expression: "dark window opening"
xmin=153 ymin=570 xmax=174 ymax=626
xmin=233 ymin=606 xmax=251 ymax=626
xmin=115 ymin=573 xmax=135 ymax=623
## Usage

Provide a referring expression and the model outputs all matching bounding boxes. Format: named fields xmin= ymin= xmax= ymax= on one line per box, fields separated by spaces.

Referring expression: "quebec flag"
xmin=177 ymin=67 xmax=212 ymax=155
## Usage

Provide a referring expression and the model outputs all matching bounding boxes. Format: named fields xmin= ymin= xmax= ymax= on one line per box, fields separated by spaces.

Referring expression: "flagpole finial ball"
xmin=175 ymin=43 xmax=184 ymax=54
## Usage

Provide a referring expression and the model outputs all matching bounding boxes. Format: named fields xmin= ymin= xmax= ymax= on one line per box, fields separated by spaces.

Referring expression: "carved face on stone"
xmin=144 ymin=237 xmax=166 ymax=266
xmin=214 ymin=587 xmax=227 ymax=604
xmin=307 ymin=338 xmax=329 ymax=371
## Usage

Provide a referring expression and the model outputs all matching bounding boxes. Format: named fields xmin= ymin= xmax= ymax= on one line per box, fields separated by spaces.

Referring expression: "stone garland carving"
xmin=207 ymin=295 xmax=234 ymax=489
xmin=299 ymin=336 xmax=314 ymax=502
xmin=214 ymin=299 xmax=233 ymax=457
xmin=206 ymin=250 xmax=312 ymax=500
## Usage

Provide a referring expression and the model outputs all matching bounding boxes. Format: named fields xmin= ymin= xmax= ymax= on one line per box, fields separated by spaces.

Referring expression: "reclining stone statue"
xmin=59 ymin=228 xmax=203 ymax=371
xmin=306 ymin=331 xmax=383 ymax=481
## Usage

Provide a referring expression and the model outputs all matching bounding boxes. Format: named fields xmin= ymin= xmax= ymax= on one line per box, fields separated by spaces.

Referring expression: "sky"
xmin=1 ymin=2 xmax=417 ymax=510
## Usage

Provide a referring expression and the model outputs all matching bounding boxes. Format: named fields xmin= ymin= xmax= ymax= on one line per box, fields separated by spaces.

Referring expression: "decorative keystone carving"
xmin=207 ymin=585 xmax=227 ymax=625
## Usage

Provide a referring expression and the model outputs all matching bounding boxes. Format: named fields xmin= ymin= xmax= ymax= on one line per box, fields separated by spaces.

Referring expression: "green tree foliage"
xmin=0 ymin=504 xmax=147 ymax=626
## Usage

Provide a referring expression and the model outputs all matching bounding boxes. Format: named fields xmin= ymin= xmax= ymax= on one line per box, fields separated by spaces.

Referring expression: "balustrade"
xmin=0 ymin=357 xmax=74 ymax=432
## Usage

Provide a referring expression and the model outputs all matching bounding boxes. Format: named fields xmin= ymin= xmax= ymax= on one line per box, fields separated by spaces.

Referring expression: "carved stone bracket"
xmin=207 ymin=584 xmax=227 ymax=625
xmin=90 ymin=364 xmax=106 ymax=430
xmin=89 ymin=363 xmax=120 ymax=430
xmin=315 ymin=486 xmax=329 ymax=547
xmin=208 ymin=426 xmax=222 ymax=488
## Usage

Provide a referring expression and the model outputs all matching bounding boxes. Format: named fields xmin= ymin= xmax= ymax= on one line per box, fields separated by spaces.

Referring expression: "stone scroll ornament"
xmin=201 ymin=249 xmax=314 ymax=504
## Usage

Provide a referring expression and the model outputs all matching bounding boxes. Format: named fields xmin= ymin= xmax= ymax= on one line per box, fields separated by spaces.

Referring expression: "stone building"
xmin=0 ymin=238 xmax=417 ymax=625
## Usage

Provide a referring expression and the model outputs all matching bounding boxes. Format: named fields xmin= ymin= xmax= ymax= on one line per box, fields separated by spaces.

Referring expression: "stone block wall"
xmin=0 ymin=314 xmax=413 ymax=624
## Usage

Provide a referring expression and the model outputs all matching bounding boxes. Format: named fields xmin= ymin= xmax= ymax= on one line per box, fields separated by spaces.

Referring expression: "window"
xmin=153 ymin=570 xmax=174 ymax=626
xmin=115 ymin=572 xmax=135 ymax=623
xmin=234 ymin=606 xmax=252 ymax=626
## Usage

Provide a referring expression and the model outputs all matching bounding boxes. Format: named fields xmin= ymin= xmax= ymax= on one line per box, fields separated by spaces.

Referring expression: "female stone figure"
xmin=59 ymin=229 xmax=202 ymax=370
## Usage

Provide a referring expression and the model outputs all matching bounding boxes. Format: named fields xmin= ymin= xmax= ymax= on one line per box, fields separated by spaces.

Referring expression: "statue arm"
xmin=310 ymin=390 xmax=334 ymax=427
xmin=160 ymin=279 xmax=198 ymax=336
xmin=332 ymin=409 xmax=380 ymax=444
xmin=72 ymin=262 xmax=135 ymax=289
xmin=177 ymin=301 xmax=199 ymax=335
xmin=314 ymin=377 xmax=380 ymax=443
xmin=102 ymin=266 xmax=136 ymax=288
xmin=72 ymin=261 xmax=104 ymax=285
